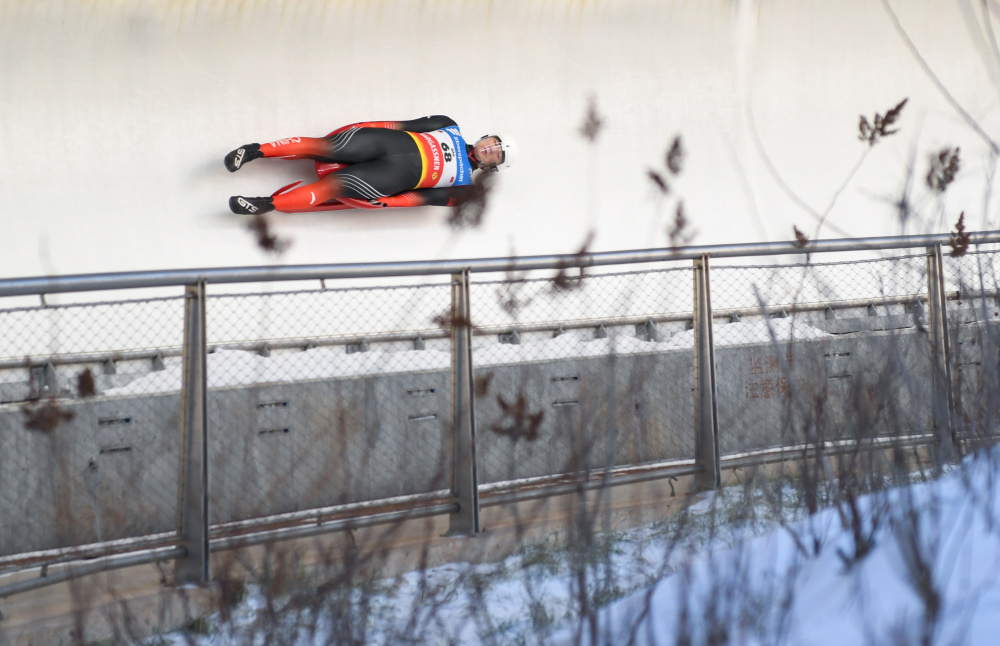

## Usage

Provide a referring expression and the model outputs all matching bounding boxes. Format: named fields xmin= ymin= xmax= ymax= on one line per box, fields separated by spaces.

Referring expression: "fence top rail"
xmin=2 ymin=230 xmax=998 ymax=297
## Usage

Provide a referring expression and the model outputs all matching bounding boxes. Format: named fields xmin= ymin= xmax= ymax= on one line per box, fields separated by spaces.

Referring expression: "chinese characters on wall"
xmin=745 ymin=351 xmax=793 ymax=399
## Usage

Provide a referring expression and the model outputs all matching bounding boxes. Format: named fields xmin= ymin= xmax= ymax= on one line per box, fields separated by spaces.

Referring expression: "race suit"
xmin=260 ymin=116 xmax=477 ymax=211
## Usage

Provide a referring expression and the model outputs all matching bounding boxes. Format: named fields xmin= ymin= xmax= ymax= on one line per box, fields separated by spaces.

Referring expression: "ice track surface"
xmin=1 ymin=0 xmax=998 ymax=286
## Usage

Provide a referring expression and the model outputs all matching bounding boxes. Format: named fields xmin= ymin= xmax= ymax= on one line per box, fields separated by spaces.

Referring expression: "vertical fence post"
xmin=693 ymin=255 xmax=721 ymax=490
xmin=926 ymin=244 xmax=955 ymax=462
xmin=449 ymin=270 xmax=480 ymax=535
xmin=175 ymin=281 xmax=209 ymax=584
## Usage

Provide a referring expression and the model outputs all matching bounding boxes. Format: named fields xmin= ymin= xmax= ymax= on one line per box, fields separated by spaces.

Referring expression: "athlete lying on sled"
xmin=224 ymin=116 xmax=517 ymax=215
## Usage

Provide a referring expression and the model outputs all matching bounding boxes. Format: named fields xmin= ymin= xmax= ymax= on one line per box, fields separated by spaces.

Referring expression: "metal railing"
xmin=2 ymin=230 xmax=999 ymax=597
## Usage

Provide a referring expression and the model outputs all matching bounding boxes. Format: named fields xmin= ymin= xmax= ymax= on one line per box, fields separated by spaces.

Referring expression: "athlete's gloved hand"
xmin=367 ymin=198 xmax=388 ymax=208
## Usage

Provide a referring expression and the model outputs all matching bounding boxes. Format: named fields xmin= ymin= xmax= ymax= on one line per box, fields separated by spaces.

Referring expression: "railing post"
xmin=175 ymin=281 xmax=209 ymax=583
xmin=693 ymin=255 xmax=721 ymax=490
xmin=449 ymin=270 xmax=480 ymax=535
xmin=926 ymin=244 xmax=955 ymax=462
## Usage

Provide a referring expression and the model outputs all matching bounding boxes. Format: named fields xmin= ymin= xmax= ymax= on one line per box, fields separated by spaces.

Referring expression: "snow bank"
xmin=553 ymin=450 xmax=1000 ymax=645
xmin=104 ymin=347 xmax=452 ymax=397
xmin=664 ymin=317 xmax=831 ymax=348
xmin=106 ymin=319 xmax=830 ymax=396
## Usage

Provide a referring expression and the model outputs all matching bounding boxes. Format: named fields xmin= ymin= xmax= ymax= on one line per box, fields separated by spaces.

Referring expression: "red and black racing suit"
xmin=260 ymin=116 xmax=478 ymax=212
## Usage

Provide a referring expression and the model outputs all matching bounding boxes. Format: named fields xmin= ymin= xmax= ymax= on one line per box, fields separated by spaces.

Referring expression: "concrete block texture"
xmin=0 ymin=394 xmax=181 ymax=556
xmin=206 ymin=373 xmax=452 ymax=525
xmin=714 ymin=329 xmax=936 ymax=456
xmin=473 ymin=351 xmax=696 ymax=485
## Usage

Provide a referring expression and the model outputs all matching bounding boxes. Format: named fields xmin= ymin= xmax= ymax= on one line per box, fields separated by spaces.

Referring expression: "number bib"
xmin=408 ymin=126 xmax=473 ymax=189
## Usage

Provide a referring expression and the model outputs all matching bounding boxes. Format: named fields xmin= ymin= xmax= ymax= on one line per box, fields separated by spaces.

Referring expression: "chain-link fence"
xmin=201 ymin=283 xmax=454 ymax=526
xmin=942 ymin=250 xmax=1000 ymax=442
xmin=710 ymin=254 xmax=935 ymax=457
xmin=2 ymin=236 xmax=998 ymax=581
xmin=469 ymin=268 xmax=695 ymax=485
xmin=0 ymin=296 xmax=186 ymax=557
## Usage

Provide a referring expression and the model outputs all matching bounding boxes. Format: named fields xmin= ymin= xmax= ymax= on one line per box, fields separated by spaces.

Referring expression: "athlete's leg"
xmin=225 ymin=138 xmax=329 ymax=171
xmin=226 ymin=128 xmax=408 ymax=172
xmin=257 ymin=137 xmax=339 ymax=161
xmin=262 ymin=127 xmax=419 ymax=162
xmin=229 ymin=159 xmax=415 ymax=214
xmin=269 ymin=159 xmax=419 ymax=212
xmin=228 ymin=128 xmax=421 ymax=213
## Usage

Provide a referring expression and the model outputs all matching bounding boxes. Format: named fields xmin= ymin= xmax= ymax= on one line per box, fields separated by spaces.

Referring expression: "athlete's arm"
xmin=329 ymin=116 xmax=457 ymax=136
xmin=395 ymin=116 xmax=458 ymax=132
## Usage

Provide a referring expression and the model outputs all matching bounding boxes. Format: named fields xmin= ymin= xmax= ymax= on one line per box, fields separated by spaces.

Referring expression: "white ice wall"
xmin=1 ymin=0 xmax=997 ymax=284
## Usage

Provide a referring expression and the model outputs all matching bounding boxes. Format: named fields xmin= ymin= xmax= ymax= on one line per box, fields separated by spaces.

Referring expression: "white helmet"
xmin=478 ymin=133 xmax=518 ymax=171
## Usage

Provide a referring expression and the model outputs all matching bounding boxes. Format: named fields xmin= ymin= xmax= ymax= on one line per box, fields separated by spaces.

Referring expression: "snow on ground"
xmin=553 ymin=452 xmax=1000 ymax=646
xmin=150 ymin=448 xmax=1000 ymax=646
xmin=107 ymin=318 xmax=830 ymax=396
xmin=150 ymin=483 xmax=800 ymax=646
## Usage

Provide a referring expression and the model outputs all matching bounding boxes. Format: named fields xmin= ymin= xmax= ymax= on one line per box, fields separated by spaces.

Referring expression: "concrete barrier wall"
xmin=950 ymin=317 xmax=1000 ymax=431
xmin=474 ymin=350 xmax=697 ymax=485
xmin=0 ymin=393 xmax=181 ymax=556
xmin=205 ymin=373 xmax=453 ymax=525
xmin=4 ymin=317 xmax=997 ymax=557
xmin=715 ymin=330 xmax=937 ymax=455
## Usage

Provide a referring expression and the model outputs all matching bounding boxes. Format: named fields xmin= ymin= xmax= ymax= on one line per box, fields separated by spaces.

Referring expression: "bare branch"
xmin=858 ymin=98 xmax=908 ymax=146
xmin=667 ymin=201 xmax=697 ymax=249
xmin=490 ymin=391 xmax=545 ymax=442
xmin=579 ymin=94 xmax=604 ymax=143
xmin=21 ymin=398 xmax=74 ymax=433
xmin=666 ymin=136 xmax=685 ymax=175
xmin=247 ymin=214 xmax=291 ymax=255
xmin=793 ymin=226 xmax=810 ymax=249
xmin=647 ymin=169 xmax=670 ymax=195
xmin=926 ymin=147 xmax=961 ymax=192
xmin=551 ymin=230 xmax=595 ymax=292
xmin=76 ymin=368 xmax=96 ymax=398
xmin=950 ymin=211 xmax=970 ymax=257
xmin=882 ymin=0 xmax=1000 ymax=153
xmin=448 ymin=171 xmax=495 ymax=230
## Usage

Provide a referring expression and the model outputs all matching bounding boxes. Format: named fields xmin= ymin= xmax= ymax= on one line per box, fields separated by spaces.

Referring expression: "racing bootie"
xmin=229 ymin=195 xmax=275 ymax=215
xmin=225 ymin=143 xmax=262 ymax=172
